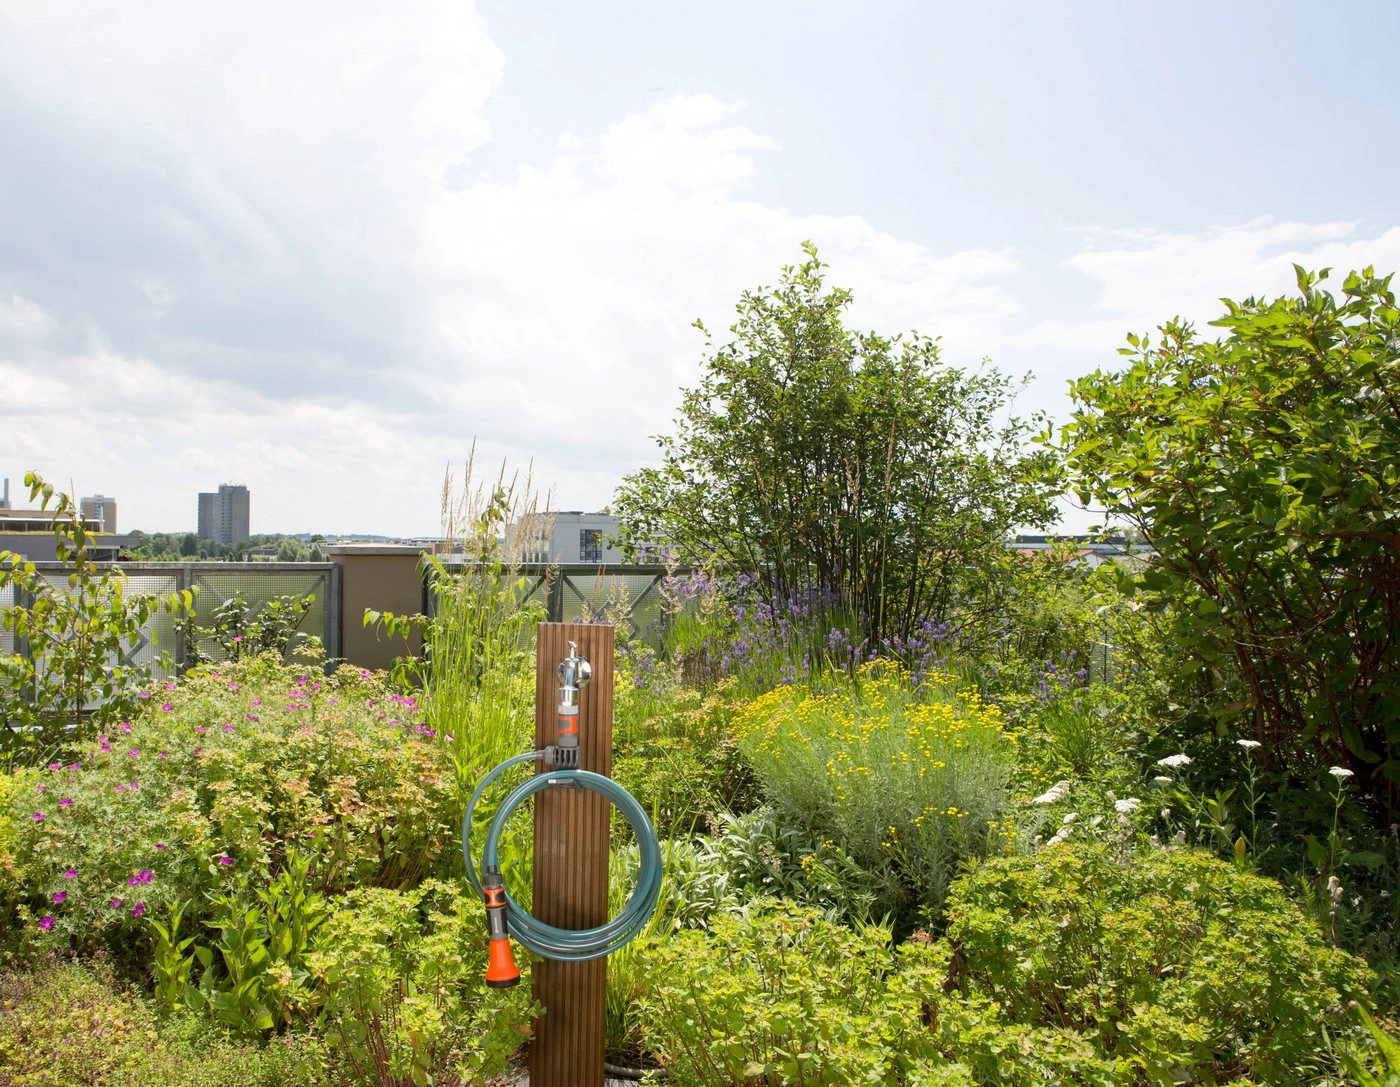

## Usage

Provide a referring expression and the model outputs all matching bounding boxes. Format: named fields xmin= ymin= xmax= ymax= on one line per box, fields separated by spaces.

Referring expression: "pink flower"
xmin=246 ymin=714 xmax=259 ymax=722
xmin=38 ymin=915 xmax=54 ymax=930
xmin=52 ymin=891 xmax=66 ymax=904
xmin=251 ymin=699 xmax=262 ymax=707
xmin=228 ymin=681 xmax=240 ymax=690
xmin=157 ymin=750 xmax=167 ymax=759
xmin=97 ymin=734 xmax=108 ymax=743
xmin=217 ymin=855 xmax=234 ymax=866
xmin=161 ymin=703 xmax=173 ymax=712
xmin=129 ymin=749 xmax=140 ymax=758
xmin=222 ymin=724 xmax=235 ymax=732
xmin=139 ymin=690 xmax=151 ymax=699
xmin=119 ymin=722 xmax=132 ymax=733
xmin=131 ymin=902 xmax=146 ymax=918
xmin=47 ymin=762 xmax=62 ymax=772
xmin=359 ymin=669 xmax=371 ymax=679
xmin=63 ymin=869 xmax=77 ymax=878
xmin=58 ymin=798 xmax=72 ymax=808
xmin=31 ymin=812 xmax=44 ymax=822
xmin=109 ymin=897 xmax=123 ymax=909
xmin=154 ymin=842 xmax=167 ymax=851
xmin=67 ymin=763 xmax=79 ymax=771
xmin=35 ymin=784 xmax=47 ymax=792
xmin=165 ymin=682 xmax=177 ymax=691
xmin=195 ymin=726 xmax=206 ymax=733
xmin=114 ymin=784 xmax=126 ymax=793
xmin=128 ymin=870 xmax=153 ymax=886
xmin=100 ymin=743 xmax=111 ymax=752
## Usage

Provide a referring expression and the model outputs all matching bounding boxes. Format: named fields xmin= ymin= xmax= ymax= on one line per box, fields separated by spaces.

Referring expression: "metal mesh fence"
xmin=426 ymin=565 xmax=677 ymax=648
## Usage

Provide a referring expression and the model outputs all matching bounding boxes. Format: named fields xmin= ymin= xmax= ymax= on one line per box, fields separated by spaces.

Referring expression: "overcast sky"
xmin=3 ymin=2 xmax=1398 ymax=537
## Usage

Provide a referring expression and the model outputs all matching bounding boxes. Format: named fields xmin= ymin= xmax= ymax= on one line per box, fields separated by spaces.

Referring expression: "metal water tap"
xmin=545 ymin=641 xmax=591 ymax=770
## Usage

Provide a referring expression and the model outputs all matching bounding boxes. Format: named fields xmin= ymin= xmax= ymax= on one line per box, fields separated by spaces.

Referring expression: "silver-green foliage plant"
xmin=0 ymin=472 xmax=193 ymax=756
xmin=732 ymin=665 xmax=1016 ymax=919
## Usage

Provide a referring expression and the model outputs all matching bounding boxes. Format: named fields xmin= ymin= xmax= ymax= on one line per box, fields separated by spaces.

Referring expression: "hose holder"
xmin=464 ymin=644 xmax=661 ymax=984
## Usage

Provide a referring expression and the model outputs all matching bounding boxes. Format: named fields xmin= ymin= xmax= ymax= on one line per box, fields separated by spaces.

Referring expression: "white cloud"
xmin=1022 ymin=218 xmax=1400 ymax=353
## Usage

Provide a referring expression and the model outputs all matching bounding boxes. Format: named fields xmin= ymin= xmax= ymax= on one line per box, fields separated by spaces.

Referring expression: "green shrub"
xmin=0 ymin=959 xmax=336 ymax=1087
xmin=635 ymin=901 xmax=915 ymax=1085
xmin=1 ymin=472 xmax=193 ymax=757
xmin=5 ymin=654 xmax=455 ymax=962
xmin=309 ymin=881 xmax=536 ymax=1087
xmin=919 ymin=844 xmax=1375 ymax=1085
xmin=733 ymin=665 xmax=1016 ymax=919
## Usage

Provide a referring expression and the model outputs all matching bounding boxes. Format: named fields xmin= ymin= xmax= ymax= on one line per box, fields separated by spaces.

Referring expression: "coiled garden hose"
xmin=463 ymin=750 xmax=662 ymax=981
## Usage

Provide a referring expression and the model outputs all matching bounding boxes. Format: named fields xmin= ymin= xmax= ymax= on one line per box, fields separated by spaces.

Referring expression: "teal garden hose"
xmin=463 ymin=750 xmax=663 ymax=977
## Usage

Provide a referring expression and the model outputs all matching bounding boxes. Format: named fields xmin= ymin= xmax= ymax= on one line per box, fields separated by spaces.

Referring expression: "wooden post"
xmin=531 ymin=622 xmax=613 ymax=1087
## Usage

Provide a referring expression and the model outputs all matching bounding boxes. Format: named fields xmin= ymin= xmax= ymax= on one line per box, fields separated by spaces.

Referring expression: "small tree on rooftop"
xmin=0 ymin=472 xmax=192 ymax=757
xmin=612 ymin=242 xmax=1057 ymax=651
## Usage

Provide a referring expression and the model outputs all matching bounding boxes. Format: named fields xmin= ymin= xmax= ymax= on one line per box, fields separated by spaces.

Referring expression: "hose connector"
xmin=553 ymin=642 xmax=590 ymax=761
xmin=481 ymin=867 xmax=520 ymax=988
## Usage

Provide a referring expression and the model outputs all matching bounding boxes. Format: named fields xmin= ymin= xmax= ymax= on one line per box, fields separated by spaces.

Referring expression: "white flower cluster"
xmin=1033 ymin=780 xmax=1071 ymax=805
xmin=1156 ymin=754 xmax=1192 ymax=769
xmin=1329 ymin=766 xmax=1354 ymax=779
xmin=1114 ymin=797 xmax=1141 ymax=814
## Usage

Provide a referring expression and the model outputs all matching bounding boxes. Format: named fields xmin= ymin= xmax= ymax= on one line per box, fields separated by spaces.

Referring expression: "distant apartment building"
xmin=197 ymin=484 xmax=251 ymax=547
xmin=506 ymin=512 xmax=628 ymax=565
xmin=80 ymin=494 xmax=118 ymax=533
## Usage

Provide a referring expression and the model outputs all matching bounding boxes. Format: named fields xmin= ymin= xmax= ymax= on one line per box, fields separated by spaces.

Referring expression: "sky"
xmin=3 ymin=1 xmax=1399 ymax=537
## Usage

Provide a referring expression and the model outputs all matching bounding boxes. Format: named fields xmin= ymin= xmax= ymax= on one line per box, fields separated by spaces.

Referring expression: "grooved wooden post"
xmin=531 ymin=623 xmax=612 ymax=1086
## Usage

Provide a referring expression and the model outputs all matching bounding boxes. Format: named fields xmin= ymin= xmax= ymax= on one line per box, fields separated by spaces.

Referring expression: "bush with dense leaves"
xmin=3 ymin=654 xmax=456 ymax=963
xmin=909 ymin=844 xmax=1375 ymax=1085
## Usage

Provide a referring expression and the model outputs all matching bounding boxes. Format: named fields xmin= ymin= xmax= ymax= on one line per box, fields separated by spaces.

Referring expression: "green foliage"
xmin=932 ymin=843 xmax=1374 ymax=1085
xmin=1 ymin=472 xmax=194 ymax=756
xmin=1057 ymin=267 xmax=1400 ymax=805
xmin=613 ymin=243 xmax=1056 ymax=650
xmin=635 ymin=902 xmax=913 ymax=1085
xmin=4 ymin=655 xmax=455 ymax=963
xmin=0 ymin=960 xmax=335 ymax=1087
xmin=309 ymin=881 xmax=537 ymax=1087
xmin=181 ymin=592 xmax=318 ymax=667
xmin=733 ymin=665 xmax=1017 ymax=919
xmin=1337 ymin=1006 xmax=1400 ymax=1087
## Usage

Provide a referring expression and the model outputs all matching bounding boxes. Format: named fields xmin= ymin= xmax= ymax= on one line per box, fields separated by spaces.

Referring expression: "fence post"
xmin=530 ymin=622 xmax=613 ymax=1087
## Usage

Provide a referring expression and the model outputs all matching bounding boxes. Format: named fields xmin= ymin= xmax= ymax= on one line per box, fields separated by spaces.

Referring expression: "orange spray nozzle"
xmin=482 ymin=867 xmax=520 ymax=988
xmin=486 ymin=936 xmax=520 ymax=988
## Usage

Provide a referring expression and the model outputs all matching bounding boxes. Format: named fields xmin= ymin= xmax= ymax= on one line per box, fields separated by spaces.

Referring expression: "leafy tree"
xmin=1057 ymin=267 xmax=1400 ymax=815
xmin=0 ymin=473 xmax=193 ymax=756
xmin=613 ymin=243 xmax=1055 ymax=648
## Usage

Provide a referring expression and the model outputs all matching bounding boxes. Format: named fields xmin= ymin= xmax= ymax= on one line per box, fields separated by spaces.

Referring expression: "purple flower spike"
xmin=38 ymin=915 xmax=54 ymax=930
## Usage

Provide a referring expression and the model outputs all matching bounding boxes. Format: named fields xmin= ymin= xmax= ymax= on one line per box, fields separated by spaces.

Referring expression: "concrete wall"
xmin=327 ymin=545 xmax=425 ymax=672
